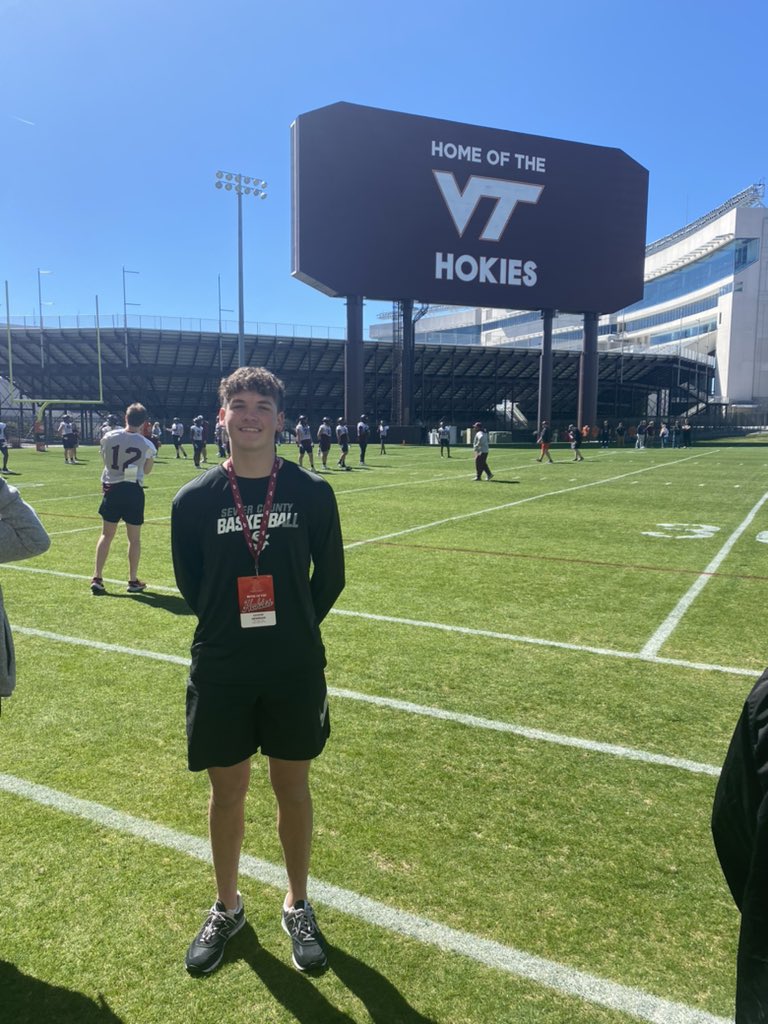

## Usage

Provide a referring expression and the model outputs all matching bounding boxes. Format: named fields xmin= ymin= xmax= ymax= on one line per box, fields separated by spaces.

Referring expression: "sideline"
xmin=343 ymin=451 xmax=716 ymax=549
xmin=0 ymin=772 xmax=731 ymax=1024
xmin=640 ymin=489 xmax=768 ymax=657
xmin=13 ymin=624 xmax=726 ymax=776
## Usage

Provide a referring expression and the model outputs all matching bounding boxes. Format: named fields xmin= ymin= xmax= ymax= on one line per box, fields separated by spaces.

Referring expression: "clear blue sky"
xmin=1 ymin=0 xmax=765 ymax=336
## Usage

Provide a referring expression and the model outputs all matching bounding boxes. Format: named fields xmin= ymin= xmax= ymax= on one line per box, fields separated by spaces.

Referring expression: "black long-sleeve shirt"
xmin=712 ymin=667 xmax=768 ymax=1022
xmin=171 ymin=461 xmax=344 ymax=688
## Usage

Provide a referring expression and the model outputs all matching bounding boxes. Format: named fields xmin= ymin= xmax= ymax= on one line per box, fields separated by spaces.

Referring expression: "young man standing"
xmin=0 ymin=419 xmax=10 ymax=473
xmin=335 ymin=417 xmax=351 ymax=471
xmin=536 ymin=420 xmax=553 ymax=463
xmin=316 ymin=417 xmax=332 ymax=470
xmin=472 ymin=421 xmax=493 ymax=480
xmin=90 ymin=403 xmax=156 ymax=595
xmin=168 ymin=417 xmax=188 ymax=458
xmin=190 ymin=416 xmax=205 ymax=468
xmin=171 ymin=367 xmax=345 ymax=977
xmin=437 ymin=421 xmax=451 ymax=458
xmin=357 ymin=414 xmax=370 ymax=464
xmin=295 ymin=415 xmax=315 ymax=471
xmin=57 ymin=413 xmax=77 ymax=464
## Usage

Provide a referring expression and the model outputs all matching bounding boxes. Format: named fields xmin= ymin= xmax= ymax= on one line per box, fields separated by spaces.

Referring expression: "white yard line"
xmin=329 ymin=609 xmax=756 ymax=679
xmin=343 ymin=452 xmax=715 ymax=549
xmin=12 ymin=625 xmax=725 ymax=776
xmin=46 ymin=515 xmax=172 ymax=537
xmin=640 ymin=489 xmax=768 ymax=657
xmin=29 ymin=482 xmax=188 ymax=504
xmin=0 ymin=772 xmax=731 ymax=1024
xmin=1 ymin=564 xmax=182 ymax=589
xmin=4 ymin=561 xmax=756 ymax=681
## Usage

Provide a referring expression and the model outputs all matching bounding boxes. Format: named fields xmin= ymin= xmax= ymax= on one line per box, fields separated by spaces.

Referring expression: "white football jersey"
xmin=100 ymin=429 xmax=156 ymax=485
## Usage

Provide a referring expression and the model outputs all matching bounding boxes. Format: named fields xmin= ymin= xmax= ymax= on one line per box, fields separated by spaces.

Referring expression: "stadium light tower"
xmin=122 ymin=267 xmax=140 ymax=370
xmin=214 ymin=169 xmax=267 ymax=368
xmin=37 ymin=268 xmax=53 ymax=367
xmin=217 ymin=273 xmax=234 ymax=373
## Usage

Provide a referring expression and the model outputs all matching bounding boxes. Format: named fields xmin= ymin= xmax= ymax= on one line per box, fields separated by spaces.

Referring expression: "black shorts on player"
xmin=98 ymin=482 xmax=145 ymax=526
xmin=185 ymin=669 xmax=330 ymax=771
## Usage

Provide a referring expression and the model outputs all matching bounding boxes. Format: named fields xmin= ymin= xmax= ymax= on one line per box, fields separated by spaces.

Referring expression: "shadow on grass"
xmin=97 ymin=591 xmax=193 ymax=615
xmin=226 ymin=925 xmax=436 ymax=1023
xmin=0 ymin=960 xmax=125 ymax=1024
xmin=327 ymin=943 xmax=438 ymax=1024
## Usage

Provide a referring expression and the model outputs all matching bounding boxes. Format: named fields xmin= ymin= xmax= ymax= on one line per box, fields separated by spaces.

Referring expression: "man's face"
xmin=220 ymin=390 xmax=284 ymax=453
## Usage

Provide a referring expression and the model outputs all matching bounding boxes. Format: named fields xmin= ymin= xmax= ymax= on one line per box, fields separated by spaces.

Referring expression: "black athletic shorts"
xmin=98 ymin=482 xmax=145 ymax=525
xmin=185 ymin=670 xmax=330 ymax=771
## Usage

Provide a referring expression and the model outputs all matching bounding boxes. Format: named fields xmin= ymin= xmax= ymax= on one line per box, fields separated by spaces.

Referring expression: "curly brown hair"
xmin=218 ymin=367 xmax=285 ymax=411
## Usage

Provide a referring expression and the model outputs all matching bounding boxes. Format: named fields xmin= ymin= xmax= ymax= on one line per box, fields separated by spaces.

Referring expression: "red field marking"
xmin=377 ymin=541 xmax=768 ymax=582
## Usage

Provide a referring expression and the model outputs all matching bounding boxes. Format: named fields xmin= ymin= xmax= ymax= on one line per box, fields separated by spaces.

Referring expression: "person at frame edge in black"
xmin=713 ymin=666 xmax=768 ymax=1022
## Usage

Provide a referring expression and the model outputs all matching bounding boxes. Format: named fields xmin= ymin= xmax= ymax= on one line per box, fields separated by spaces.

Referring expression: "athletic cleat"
xmin=281 ymin=900 xmax=327 ymax=972
xmin=185 ymin=897 xmax=245 ymax=975
xmin=90 ymin=577 xmax=106 ymax=595
xmin=126 ymin=579 xmax=147 ymax=593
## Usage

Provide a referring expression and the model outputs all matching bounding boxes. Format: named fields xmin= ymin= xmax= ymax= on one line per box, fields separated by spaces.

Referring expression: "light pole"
xmin=217 ymin=273 xmax=234 ymax=374
xmin=214 ymin=169 xmax=267 ymax=368
xmin=122 ymin=267 xmax=140 ymax=370
xmin=37 ymin=268 xmax=52 ymax=367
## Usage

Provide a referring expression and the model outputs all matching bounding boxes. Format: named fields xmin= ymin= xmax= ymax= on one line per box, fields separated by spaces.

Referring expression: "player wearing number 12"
xmin=90 ymin=403 xmax=156 ymax=595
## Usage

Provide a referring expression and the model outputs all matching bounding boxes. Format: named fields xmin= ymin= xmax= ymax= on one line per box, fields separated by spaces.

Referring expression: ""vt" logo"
xmin=433 ymin=172 xmax=544 ymax=242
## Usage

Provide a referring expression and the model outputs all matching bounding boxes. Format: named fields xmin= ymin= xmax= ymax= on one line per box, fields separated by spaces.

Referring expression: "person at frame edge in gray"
xmin=0 ymin=478 xmax=51 ymax=715
xmin=712 ymin=666 xmax=768 ymax=1023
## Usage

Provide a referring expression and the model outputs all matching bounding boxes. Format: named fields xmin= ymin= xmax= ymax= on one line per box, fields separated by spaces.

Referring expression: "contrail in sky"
xmin=12 ymin=115 xmax=35 ymax=126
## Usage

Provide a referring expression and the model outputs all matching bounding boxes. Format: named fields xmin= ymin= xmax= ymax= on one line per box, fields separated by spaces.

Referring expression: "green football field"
xmin=1 ymin=437 xmax=765 ymax=1023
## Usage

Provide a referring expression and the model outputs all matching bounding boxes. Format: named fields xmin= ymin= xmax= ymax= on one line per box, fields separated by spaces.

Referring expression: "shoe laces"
xmin=286 ymin=902 xmax=318 ymax=942
xmin=200 ymin=905 xmax=236 ymax=942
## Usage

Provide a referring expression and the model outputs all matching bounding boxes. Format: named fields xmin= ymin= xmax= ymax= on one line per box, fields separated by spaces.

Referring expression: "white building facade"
xmin=389 ymin=185 xmax=767 ymax=411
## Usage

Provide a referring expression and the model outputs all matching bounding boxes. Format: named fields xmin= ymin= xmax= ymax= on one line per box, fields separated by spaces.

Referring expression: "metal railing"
xmin=4 ymin=313 xmax=346 ymax=340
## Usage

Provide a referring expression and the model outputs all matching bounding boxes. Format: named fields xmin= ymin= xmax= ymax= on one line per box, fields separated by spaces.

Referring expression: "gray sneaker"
xmin=185 ymin=897 xmax=245 ymax=975
xmin=281 ymin=900 xmax=327 ymax=971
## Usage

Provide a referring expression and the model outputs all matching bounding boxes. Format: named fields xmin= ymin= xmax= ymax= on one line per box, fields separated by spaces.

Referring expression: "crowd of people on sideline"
xmin=531 ymin=417 xmax=695 ymax=461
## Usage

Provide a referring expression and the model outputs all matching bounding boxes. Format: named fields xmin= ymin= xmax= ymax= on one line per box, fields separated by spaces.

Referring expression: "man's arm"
xmin=309 ymin=486 xmax=345 ymax=624
xmin=171 ymin=496 xmax=203 ymax=613
xmin=142 ymin=436 xmax=155 ymax=477
xmin=0 ymin=481 xmax=51 ymax=563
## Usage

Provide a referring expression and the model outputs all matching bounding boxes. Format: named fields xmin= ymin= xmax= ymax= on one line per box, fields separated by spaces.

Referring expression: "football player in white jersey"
xmin=190 ymin=416 xmax=205 ymax=468
xmin=57 ymin=413 xmax=77 ymax=464
xmin=295 ymin=415 xmax=315 ymax=471
xmin=316 ymin=417 xmax=332 ymax=470
xmin=90 ymin=403 xmax=156 ymax=595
